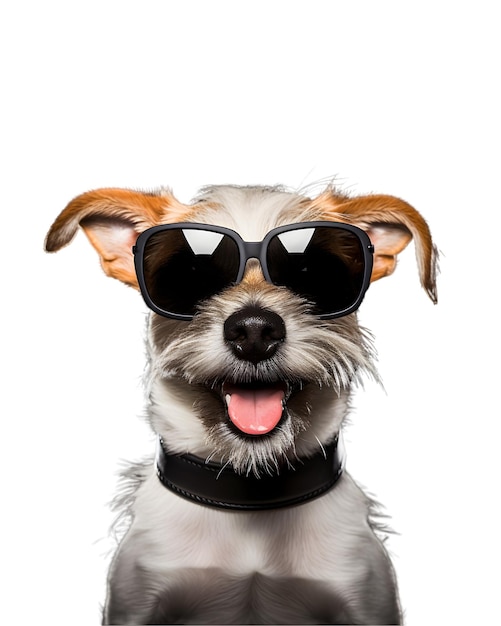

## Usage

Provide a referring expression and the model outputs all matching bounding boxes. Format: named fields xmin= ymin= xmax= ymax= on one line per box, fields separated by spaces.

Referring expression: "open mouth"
xmin=222 ymin=381 xmax=290 ymax=436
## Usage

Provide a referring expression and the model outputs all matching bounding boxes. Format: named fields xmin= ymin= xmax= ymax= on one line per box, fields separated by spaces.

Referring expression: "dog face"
xmin=46 ymin=184 xmax=437 ymax=476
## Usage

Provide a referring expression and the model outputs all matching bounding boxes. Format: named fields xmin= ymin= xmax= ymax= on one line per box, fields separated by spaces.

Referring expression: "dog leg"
xmin=102 ymin=541 xmax=161 ymax=625
xmin=340 ymin=559 xmax=402 ymax=625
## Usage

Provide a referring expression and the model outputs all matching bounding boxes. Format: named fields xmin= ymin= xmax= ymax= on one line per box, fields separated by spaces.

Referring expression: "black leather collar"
xmin=155 ymin=436 xmax=344 ymax=511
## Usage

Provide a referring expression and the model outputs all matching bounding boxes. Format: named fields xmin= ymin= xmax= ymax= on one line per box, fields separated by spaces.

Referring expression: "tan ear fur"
xmin=313 ymin=190 xmax=438 ymax=303
xmin=45 ymin=188 xmax=191 ymax=287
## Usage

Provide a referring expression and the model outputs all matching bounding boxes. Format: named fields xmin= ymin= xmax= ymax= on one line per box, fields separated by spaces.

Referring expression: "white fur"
xmin=189 ymin=185 xmax=319 ymax=239
xmin=124 ymin=471 xmax=386 ymax=582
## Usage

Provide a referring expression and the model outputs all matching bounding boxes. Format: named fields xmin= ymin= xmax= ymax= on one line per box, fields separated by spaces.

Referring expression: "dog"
xmin=45 ymin=183 xmax=437 ymax=625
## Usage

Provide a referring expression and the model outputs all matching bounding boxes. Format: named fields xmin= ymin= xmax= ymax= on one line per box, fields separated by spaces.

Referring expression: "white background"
xmin=1 ymin=1 xmax=499 ymax=624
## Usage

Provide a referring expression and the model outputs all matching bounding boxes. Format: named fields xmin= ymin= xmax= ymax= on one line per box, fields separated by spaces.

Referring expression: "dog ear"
xmin=316 ymin=191 xmax=438 ymax=303
xmin=45 ymin=188 xmax=190 ymax=288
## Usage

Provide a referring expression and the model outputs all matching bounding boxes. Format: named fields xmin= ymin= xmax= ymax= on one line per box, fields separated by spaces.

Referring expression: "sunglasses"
xmin=133 ymin=222 xmax=374 ymax=321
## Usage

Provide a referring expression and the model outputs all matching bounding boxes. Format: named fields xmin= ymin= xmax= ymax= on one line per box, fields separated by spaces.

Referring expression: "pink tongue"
xmin=227 ymin=387 xmax=285 ymax=435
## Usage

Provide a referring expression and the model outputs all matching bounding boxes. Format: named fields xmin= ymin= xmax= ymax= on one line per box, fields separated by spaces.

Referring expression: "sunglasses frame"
xmin=133 ymin=221 xmax=374 ymax=321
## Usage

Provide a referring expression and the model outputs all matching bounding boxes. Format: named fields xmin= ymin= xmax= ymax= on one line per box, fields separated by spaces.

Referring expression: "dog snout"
xmin=223 ymin=306 xmax=286 ymax=365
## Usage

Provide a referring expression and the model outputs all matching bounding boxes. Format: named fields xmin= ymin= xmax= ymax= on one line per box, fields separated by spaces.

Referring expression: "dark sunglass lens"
xmin=142 ymin=228 xmax=240 ymax=316
xmin=266 ymin=226 xmax=366 ymax=315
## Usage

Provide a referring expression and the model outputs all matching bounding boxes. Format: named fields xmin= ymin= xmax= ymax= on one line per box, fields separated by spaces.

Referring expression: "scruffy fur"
xmin=46 ymin=183 xmax=438 ymax=624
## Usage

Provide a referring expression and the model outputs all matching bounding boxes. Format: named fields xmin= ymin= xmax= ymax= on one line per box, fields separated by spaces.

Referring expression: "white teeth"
xmin=225 ymin=394 xmax=231 ymax=407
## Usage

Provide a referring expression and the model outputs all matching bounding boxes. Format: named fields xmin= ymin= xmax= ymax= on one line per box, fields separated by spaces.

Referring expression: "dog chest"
xmin=125 ymin=470 xmax=379 ymax=577
xmin=108 ymin=471 xmax=396 ymax=623
xmin=147 ymin=568 xmax=350 ymax=625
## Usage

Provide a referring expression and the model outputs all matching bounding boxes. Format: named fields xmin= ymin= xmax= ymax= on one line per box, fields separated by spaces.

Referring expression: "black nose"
xmin=224 ymin=306 xmax=286 ymax=365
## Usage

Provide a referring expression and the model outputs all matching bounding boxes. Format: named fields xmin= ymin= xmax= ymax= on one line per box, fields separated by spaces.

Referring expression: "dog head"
xmin=46 ymin=184 xmax=437 ymax=476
